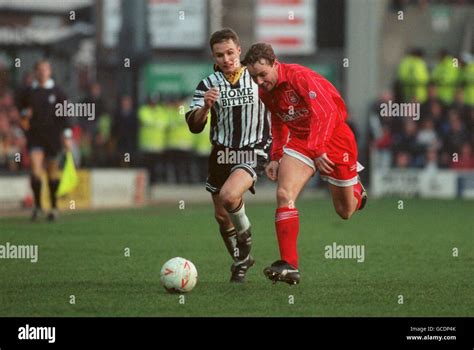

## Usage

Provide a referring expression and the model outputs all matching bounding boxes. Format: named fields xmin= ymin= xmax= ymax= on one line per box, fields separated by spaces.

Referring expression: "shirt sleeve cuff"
xmin=313 ymin=149 xmax=326 ymax=159
xmin=271 ymin=151 xmax=283 ymax=162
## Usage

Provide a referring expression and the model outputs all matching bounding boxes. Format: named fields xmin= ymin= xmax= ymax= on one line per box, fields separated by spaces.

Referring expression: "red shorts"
xmin=283 ymin=123 xmax=362 ymax=187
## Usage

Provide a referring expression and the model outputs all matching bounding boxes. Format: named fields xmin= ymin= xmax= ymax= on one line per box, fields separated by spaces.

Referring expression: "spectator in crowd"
xmin=432 ymin=49 xmax=460 ymax=106
xmin=372 ymin=124 xmax=393 ymax=169
xmin=113 ymin=95 xmax=137 ymax=166
xmin=426 ymin=100 xmax=449 ymax=138
xmin=92 ymin=109 xmax=114 ymax=167
xmin=397 ymin=48 xmax=430 ymax=103
xmin=138 ymin=94 xmax=169 ymax=183
xmin=451 ymin=142 xmax=474 ymax=169
xmin=421 ymin=83 xmax=441 ymax=117
xmin=463 ymin=60 xmax=474 ymax=107
xmin=79 ymin=82 xmax=113 ymax=167
xmin=369 ymin=90 xmax=401 ymax=141
xmin=191 ymin=114 xmax=212 ymax=183
xmin=465 ymin=107 xmax=474 ymax=145
xmin=416 ymin=119 xmax=440 ymax=153
xmin=80 ymin=82 xmax=104 ymax=136
xmin=394 ymin=151 xmax=412 ymax=168
xmin=452 ymin=88 xmax=469 ymax=121
xmin=423 ymin=147 xmax=439 ymax=173
xmin=0 ymin=90 xmax=28 ymax=172
xmin=443 ymin=110 xmax=468 ymax=157
xmin=166 ymin=96 xmax=194 ymax=183
xmin=392 ymin=120 xmax=422 ymax=167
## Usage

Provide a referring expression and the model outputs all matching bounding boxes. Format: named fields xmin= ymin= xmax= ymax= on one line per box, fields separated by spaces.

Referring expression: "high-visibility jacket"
xmin=138 ymin=104 xmax=169 ymax=152
xmin=398 ymin=55 xmax=430 ymax=103
xmin=432 ymin=56 xmax=460 ymax=105
xmin=194 ymin=116 xmax=212 ymax=156
xmin=168 ymin=104 xmax=194 ymax=150
xmin=463 ymin=62 xmax=474 ymax=106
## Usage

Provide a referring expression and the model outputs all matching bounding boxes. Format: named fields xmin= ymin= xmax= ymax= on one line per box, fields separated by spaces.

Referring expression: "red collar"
xmin=274 ymin=61 xmax=288 ymax=88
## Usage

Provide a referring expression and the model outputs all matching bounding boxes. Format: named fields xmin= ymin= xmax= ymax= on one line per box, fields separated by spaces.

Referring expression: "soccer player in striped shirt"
xmin=186 ymin=29 xmax=271 ymax=283
xmin=244 ymin=43 xmax=367 ymax=285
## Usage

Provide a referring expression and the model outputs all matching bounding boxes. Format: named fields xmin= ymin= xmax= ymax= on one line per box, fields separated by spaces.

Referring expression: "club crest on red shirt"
xmin=285 ymin=90 xmax=300 ymax=105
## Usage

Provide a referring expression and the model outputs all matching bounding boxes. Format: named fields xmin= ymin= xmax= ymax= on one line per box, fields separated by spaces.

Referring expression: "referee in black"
xmin=17 ymin=59 xmax=72 ymax=221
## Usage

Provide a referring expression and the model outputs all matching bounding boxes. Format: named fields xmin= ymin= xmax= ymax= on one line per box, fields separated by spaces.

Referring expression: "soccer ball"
xmin=160 ymin=257 xmax=198 ymax=293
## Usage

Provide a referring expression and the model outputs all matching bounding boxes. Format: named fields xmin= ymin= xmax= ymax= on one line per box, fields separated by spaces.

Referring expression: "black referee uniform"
xmin=18 ymin=79 xmax=69 ymax=158
xmin=17 ymin=78 xmax=70 ymax=218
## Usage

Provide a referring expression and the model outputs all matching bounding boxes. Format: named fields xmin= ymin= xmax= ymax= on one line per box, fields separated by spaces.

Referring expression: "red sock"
xmin=353 ymin=182 xmax=362 ymax=210
xmin=275 ymin=207 xmax=299 ymax=268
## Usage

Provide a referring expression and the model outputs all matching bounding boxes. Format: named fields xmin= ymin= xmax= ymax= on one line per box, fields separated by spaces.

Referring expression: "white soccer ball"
xmin=160 ymin=257 xmax=198 ymax=293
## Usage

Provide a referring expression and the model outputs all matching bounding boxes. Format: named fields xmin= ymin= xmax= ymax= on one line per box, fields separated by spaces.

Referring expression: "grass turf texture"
xmin=0 ymin=199 xmax=472 ymax=316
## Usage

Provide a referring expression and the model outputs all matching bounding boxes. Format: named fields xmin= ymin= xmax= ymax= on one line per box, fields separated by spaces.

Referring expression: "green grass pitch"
xmin=0 ymin=199 xmax=472 ymax=316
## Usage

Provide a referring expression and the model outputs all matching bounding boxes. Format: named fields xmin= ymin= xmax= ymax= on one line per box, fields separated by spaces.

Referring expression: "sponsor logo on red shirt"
xmin=276 ymin=108 xmax=309 ymax=122
xmin=284 ymin=90 xmax=300 ymax=104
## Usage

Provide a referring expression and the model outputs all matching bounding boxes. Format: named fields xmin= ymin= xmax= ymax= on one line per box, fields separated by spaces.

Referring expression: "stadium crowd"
xmin=370 ymin=49 xmax=474 ymax=170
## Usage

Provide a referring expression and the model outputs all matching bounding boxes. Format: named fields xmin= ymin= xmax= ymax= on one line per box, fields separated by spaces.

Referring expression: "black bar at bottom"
xmin=0 ymin=317 xmax=472 ymax=348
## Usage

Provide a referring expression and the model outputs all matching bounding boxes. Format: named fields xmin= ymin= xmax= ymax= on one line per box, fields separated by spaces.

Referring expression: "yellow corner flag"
xmin=57 ymin=151 xmax=78 ymax=197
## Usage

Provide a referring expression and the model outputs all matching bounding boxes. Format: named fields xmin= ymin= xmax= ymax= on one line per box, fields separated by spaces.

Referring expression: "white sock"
xmin=228 ymin=203 xmax=250 ymax=234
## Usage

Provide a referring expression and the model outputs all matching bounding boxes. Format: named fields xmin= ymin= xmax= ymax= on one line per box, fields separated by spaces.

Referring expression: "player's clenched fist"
xmin=265 ymin=160 xmax=279 ymax=181
xmin=204 ymin=87 xmax=220 ymax=109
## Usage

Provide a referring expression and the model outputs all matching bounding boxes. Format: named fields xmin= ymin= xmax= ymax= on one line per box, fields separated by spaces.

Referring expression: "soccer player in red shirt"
xmin=244 ymin=43 xmax=367 ymax=285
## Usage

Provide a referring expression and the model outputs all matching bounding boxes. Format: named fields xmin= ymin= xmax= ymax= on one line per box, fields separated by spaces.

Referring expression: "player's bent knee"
xmin=276 ymin=187 xmax=293 ymax=206
xmin=219 ymin=189 xmax=240 ymax=209
xmin=214 ymin=212 xmax=230 ymax=227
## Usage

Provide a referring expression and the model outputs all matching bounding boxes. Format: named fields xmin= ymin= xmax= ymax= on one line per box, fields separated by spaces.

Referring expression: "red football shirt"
xmin=258 ymin=62 xmax=348 ymax=161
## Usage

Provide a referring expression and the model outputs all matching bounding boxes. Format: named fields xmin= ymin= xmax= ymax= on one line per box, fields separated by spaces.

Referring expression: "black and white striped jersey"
xmin=188 ymin=67 xmax=271 ymax=149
